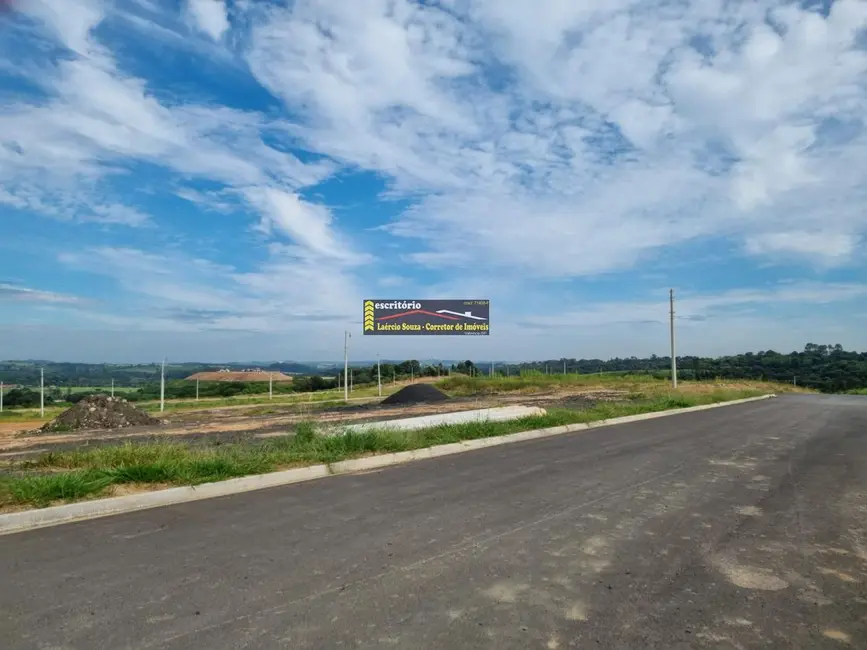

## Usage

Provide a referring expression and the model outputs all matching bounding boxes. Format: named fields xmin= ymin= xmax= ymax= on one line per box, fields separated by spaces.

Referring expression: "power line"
xmin=160 ymin=358 xmax=166 ymax=413
xmin=343 ymin=330 xmax=350 ymax=401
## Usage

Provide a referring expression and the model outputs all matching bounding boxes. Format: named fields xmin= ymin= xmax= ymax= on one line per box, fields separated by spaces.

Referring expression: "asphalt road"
xmin=1 ymin=394 xmax=865 ymax=649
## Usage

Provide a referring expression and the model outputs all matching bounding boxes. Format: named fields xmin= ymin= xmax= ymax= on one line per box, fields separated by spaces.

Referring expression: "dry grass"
xmin=184 ymin=371 xmax=294 ymax=382
xmin=436 ymin=374 xmax=810 ymax=398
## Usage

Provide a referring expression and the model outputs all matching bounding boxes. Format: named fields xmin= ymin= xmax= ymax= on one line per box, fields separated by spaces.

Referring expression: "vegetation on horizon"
xmin=436 ymin=372 xmax=805 ymax=397
xmin=1 ymin=343 xmax=860 ymax=414
xmin=508 ymin=343 xmax=867 ymax=393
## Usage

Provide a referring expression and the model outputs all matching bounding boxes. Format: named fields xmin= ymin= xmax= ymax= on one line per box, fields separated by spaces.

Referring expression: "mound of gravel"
xmin=41 ymin=395 xmax=161 ymax=433
xmin=381 ymin=383 xmax=450 ymax=406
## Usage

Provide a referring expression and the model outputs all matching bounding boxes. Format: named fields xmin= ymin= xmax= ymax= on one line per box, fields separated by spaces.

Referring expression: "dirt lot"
xmin=185 ymin=371 xmax=294 ymax=382
xmin=0 ymin=387 xmax=629 ymax=460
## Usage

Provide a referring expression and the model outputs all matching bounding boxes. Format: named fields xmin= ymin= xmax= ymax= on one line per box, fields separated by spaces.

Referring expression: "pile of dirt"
xmin=40 ymin=395 xmax=161 ymax=433
xmin=381 ymin=384 xmax=450 ymax=406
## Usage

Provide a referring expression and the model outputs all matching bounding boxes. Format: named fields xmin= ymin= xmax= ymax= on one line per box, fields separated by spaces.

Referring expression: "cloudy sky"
xmin=1 ymin=0 xmax=866 ymax=363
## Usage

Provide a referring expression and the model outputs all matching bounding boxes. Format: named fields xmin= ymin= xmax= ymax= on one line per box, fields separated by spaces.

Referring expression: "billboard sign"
xmin=363 ymin=299 xmax=490 ymax=335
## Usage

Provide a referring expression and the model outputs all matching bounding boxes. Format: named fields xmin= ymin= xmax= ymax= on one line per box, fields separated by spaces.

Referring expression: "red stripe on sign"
xmin=377 ymin=309 xmax=461 ymax=321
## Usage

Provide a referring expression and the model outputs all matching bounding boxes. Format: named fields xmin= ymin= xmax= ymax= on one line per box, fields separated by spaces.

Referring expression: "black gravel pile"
xmin=381 ymin=384 xmax=450 ymax=406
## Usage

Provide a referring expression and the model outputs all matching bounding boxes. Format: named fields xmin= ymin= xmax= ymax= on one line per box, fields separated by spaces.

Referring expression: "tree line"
xmin=511 ymin=344 xmax=867 ymax=393
xmin=0 ymin=361 xmax=320 ymax=388
xmin=2 ymin=344 xmax=865 ymax=410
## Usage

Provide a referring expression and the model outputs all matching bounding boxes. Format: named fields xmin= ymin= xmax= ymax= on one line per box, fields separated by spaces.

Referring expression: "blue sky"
xmin=1 ymin=0 xmax=866 ymax=363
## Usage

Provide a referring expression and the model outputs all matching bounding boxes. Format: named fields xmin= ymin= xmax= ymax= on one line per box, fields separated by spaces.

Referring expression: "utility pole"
xmin=40 ymin=367 xmax=44 ymax=418
xmin=793 ymin=376 xmax=797 ymax=387
xmin=160 ymin=358 xmax=166 ymax=413
xmin=670 ymin=289 xmax=678 ymax=389
xmin=196 ymin=378 xmax=199 ymax=401
xmin=344 ymin=330 xmax=350 ymax=401
xmin=269 ymin=373 xmax=273 ymax=400
xmin=111 ymin=379 xmax=115 ymax=398
xmin=377 ymin=354 xmax=382 ymax=397
xmin=0 ymin=381 xmax=3 ymax=413
xmin=350 ymin=369 xmax=353 ymax=393
xmin=490 ymin=361 xmax=494 ymax=377
xmin=563 ymin=360 xmax=566 ymax=375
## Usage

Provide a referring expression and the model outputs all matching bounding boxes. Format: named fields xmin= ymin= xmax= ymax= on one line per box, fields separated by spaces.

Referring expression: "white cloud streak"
xmin=517 ymin=282 xmax=867 ymax=330
xmin=58 ymin=245 xmax=364 ymax=331
xmin=0 ymin=283 xmax=83 ymax=304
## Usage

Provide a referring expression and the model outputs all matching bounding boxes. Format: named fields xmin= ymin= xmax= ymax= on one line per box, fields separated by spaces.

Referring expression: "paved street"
xmin=1 ymin=395 xmax=865 ymax=649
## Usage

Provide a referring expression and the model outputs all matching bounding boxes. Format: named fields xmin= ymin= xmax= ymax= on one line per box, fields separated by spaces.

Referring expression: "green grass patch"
xmin=1 ymin=389 xmax=767 ymax=509
xmin=0 ymin=385 xmax=390 ymax=422
xmin=437 ymin=373 xmax=663 ymax=396
xmin=65 ymin=386 xmax=136 ymax=394
xmin=0 ymin=471 xmax=113 ymax=508
xmin=0 ymin=407 xmax=64 ymax=422
xmin=136 ymin=385 xmax=388 ymax=413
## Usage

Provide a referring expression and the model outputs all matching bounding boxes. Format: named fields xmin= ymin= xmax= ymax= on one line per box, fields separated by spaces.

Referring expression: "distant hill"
xmin=2 ymin=344 xmax=866 ymax=393
xmin=185 ymin=371 xmax=294 ymax=383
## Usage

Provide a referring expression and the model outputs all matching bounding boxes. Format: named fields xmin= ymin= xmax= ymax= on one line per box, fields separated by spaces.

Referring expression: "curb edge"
xmin=0 ymin=394 xmax=776 ymax=535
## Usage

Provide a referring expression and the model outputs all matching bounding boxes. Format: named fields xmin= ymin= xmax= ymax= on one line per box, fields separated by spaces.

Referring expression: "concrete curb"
xmin=339 ymin=405 xmax=547 ymax=434
xmin=0 ymin=394 xmax=775 ymax=535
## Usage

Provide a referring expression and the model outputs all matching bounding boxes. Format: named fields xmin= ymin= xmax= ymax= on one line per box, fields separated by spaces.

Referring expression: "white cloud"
xmin=243 ymin=187 xmax=367 ymax=263
xmin=517 ymin=282 xmax=867 ymax=330
xmin=186 ymin=0 xmax=230 ymax=41
xmin=86 ymin=204 xmax=150 ymax=226
xmin=744 ymin=231 xmax=860 ymax=261
xmin=2 ymin=0 xmax=337 ymax=249
xmin=245 ymin=0 xmax=867 ymax=272
xmin=6 ymin=0 xmax=867 ymax=360
xmin=20 ymin=0 xmax=104 ymax=56
xmin=58 ymin=245 xmax=364 ymax=332
xmin=0 ymin=186 xmax=151 ymax=227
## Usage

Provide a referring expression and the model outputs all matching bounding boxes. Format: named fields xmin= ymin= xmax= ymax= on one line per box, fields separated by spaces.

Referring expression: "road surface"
xmin=1 ymin=394 xmax=865 ymax=649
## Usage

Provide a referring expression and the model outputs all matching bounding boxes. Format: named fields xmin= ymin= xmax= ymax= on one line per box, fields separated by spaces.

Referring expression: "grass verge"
xmin=0 ymin=390 xmax=768 ymax=510
xmin=436 ymin=374 xmax=804 ymax=397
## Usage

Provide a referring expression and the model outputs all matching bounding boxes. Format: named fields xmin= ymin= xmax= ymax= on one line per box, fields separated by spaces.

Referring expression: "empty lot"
xmin=1 ymin=394 xmax=865 ymax=649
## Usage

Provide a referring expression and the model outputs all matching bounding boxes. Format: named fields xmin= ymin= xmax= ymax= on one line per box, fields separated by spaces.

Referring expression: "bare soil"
xmin=40 ymin=395 xmax=161 ymax=433
xmin=0 ymin=386 xmax=630 ymax=461
xmin=185 ymin=371 xmax=294 ymax=382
